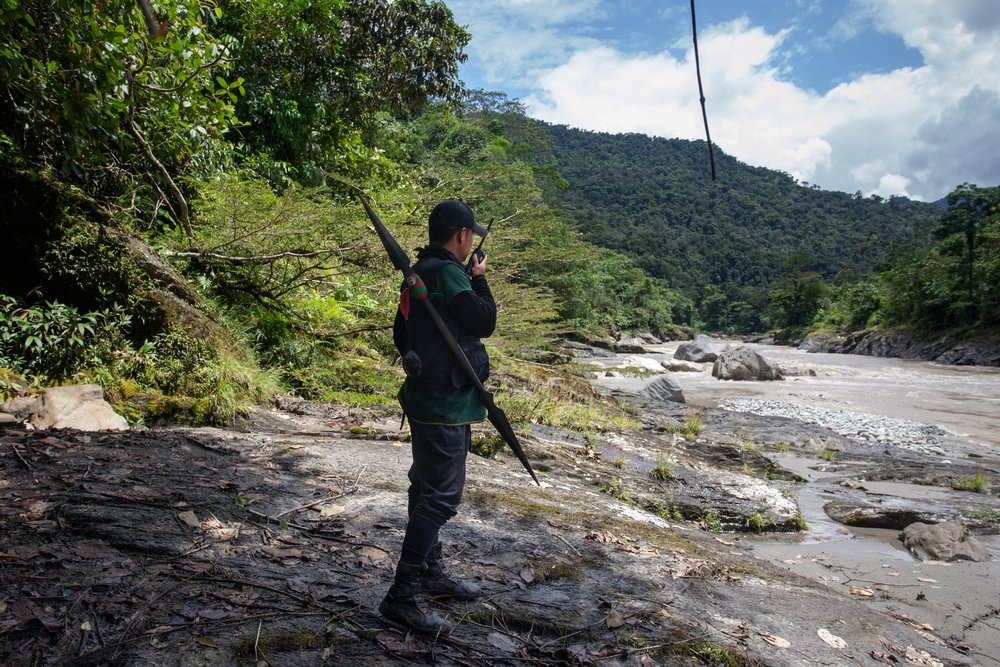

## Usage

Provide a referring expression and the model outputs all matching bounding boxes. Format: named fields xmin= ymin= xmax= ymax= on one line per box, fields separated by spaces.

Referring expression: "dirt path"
xmin=0 ymin=398 xmax=991 ymax=666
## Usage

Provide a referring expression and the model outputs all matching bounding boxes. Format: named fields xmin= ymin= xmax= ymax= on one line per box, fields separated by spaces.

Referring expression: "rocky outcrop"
xmin=809 ymin=330 xmax=1000 ymax=367
xmin=638 ymin=375 xmax=685 ymax=403
xmin=635 ymin=332 xmax=662 ymax=345
xmin=619 ymin=355 xmax=666 ymax=374
xmin=557 ymin=339 xmax=617 ymax=359
xmin=661 ymin=359 xmax=705 ymax=373
xmin=778 ymin=365 xmax=816 ymax=377
xmin=674 ymin=334 xmax=722 ymax=363
xmin=712 ymin=346 xmax=783 ymax=381
xmin=900 ymin=521 xmax=991 ymax=562
xmin=825 ymin=497 xmax=957 ymax=530
xmin=28 ymin=384 xmax=129 ymax=431
xmin=614 ymin=335 xmax=650 ymax=353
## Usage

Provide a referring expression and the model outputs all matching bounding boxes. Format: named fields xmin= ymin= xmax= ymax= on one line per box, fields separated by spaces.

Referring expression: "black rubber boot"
xmin=379 ymin=561 xmax=449 ymax=634
xmin=421 ymin=543 xmax=481 ymax=601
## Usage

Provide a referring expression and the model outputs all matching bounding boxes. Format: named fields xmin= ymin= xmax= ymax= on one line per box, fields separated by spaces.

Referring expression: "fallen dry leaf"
xmin=606 ymin=610 xmax=626 ymax=629
xmin=357 ymin=545 xmax=389 ymax=560
xmin=207 ymin=527 xmax=238 ymax=541
xmin=818 ymin=628 xmax=848 ymax=649
xmin=319 ymin=504 xmax=346 ymax=517
xmin=903 ymin=645 xmax=943 ymax=667
xmin=759 ymin=632 xmax=790 ymax=648
xmin=914 ymin=630 xmax=945 ymax=646
xmin=849 ymin=586 xmax=876 ymax=597
xmin=177 ymin=510 xmax=200 ymax=528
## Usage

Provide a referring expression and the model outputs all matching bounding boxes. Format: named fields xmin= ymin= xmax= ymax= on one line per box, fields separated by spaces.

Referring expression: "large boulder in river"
xmin=673 ymin=334 xmax=721 ymax=363
xmin=900 ymin=521 xmax=991 ymax=562
xmin=712 ymin=346 xmax=784 ymax=381
xmin=29 ymin=384 xmax=129 ymax=431
xmin=620 ymin=355 xmax=666 ymax=374
xmin=639 ymin=375 xmax=686 ymax=403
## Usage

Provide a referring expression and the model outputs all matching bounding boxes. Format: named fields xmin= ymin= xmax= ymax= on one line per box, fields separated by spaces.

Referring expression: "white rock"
xmin=618 ymin=355 xmax=665 ymax=373
xmin=29 ymin=384 xmax=129 ymax=431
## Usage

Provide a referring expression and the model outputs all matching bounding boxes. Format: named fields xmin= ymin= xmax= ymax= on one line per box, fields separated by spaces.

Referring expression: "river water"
xmin=592 ymin=341 xmax=1000 ymax=460
xmin=589 ymin=341 xmax=1000 ymax=661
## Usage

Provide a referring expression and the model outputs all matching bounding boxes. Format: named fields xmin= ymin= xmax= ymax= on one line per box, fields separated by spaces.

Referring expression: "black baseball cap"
xmin=428 ymin=199 xmax=488 ymax=237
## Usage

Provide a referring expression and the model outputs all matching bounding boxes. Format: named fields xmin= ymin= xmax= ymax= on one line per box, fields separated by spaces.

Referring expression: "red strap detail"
xmin=400 ymin=287 xmax=411 ymax=320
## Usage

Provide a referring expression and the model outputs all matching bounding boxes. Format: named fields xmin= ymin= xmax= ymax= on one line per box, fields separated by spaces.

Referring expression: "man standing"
xmin=380 ymin=199 xmax=495 ymax=634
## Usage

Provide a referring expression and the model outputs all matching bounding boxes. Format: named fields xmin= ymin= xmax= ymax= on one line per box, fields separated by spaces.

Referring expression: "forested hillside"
xmin=544 ymin=124 xmax=943 ymax=327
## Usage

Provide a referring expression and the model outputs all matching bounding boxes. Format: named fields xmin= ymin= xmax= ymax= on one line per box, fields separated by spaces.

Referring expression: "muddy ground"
xmin=1 ymin=395 xmax=997 ymax=666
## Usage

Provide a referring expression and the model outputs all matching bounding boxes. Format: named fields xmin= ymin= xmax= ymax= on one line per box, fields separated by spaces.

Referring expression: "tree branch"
xmin=128 ymin=119 xmax=192 ymax=242
xmin=139 ymin=51 xmax=230 ymax=94
xmin=162 ymin=248 xmax=344 ymax=264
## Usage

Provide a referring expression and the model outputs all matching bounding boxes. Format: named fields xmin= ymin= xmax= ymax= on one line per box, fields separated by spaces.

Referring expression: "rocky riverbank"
xmin=2 ymin=382 xmax=999 ymax=666
xmin=801 ymin=330 xmax=1000 ymax=367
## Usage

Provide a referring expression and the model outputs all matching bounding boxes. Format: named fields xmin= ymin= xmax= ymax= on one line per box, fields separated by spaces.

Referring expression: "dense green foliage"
xmin=543 ymin=124 xmax=942 ymax=330
xmin=0 ymin=1 xmax=674 ymax=425
xmin=1 ymin=0 xmax=240 ymax=240
xmin=216 ymin=0 xmax=470 ymax=185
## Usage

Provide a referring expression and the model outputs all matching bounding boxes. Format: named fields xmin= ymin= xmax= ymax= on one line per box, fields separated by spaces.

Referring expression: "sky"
xmin=445 ymin=0 xmax=1000 ymax=202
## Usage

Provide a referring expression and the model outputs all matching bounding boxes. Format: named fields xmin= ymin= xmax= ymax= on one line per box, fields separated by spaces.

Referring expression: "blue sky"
xmin=445 ymin=0 xmax=1000 ymax=201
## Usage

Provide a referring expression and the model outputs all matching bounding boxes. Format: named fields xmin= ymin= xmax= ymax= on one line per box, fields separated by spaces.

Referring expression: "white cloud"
xmin=452 ymin=1 xmax=1000 ymax=201
xmin=871 ymin=174 xmax=912 ymax=199
xmin=449 ymin=0 xmax=604 ymax=89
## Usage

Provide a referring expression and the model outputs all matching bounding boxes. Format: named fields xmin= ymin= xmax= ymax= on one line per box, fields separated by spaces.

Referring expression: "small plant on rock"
xmin=650 ymin=454 xmax=674 ymax=481
xmin=952 ymin=466 xmax=988 ymax=494
xmin=683 ymin=409 xmax=704 ymax=439
xmin=700 ymin=510 xmax=722 ymax=531
xmin=747 ymin=513 xmax=769 ymax=533
xmin=600 ymin=477 xmax=634 ymax=503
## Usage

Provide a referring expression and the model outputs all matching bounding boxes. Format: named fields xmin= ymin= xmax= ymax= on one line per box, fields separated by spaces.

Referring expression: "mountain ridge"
xmin=541 ymin=122 xmax=942 ymax=294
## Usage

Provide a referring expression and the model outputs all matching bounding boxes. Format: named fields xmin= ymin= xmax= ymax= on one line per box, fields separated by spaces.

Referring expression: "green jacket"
xmin=392 ymin=245 xmax=496 ymax=425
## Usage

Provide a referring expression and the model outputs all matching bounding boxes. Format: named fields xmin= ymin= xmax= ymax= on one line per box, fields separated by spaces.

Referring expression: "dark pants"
xmin=399 ymin=422 xmax=470 ymax=567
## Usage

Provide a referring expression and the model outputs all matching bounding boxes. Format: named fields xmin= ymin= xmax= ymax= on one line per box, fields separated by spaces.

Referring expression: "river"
xmin=587 ymin=340 xmax=1000 ymax=662
xmin=590 ymin=341 xmax=1000 ymax=460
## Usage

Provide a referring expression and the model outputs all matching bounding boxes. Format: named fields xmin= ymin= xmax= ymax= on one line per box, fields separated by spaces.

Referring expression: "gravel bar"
xmin=718 ymin=398 xmax=952 ymax=456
